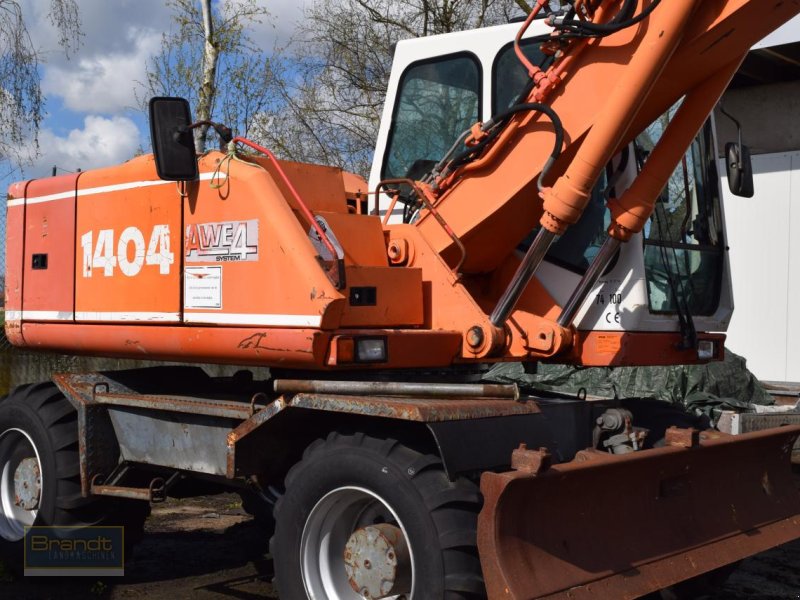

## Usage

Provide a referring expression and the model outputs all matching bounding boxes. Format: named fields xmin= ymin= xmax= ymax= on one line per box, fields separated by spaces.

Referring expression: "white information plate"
xmin=184 ymin=266 xmax=222 ymax=309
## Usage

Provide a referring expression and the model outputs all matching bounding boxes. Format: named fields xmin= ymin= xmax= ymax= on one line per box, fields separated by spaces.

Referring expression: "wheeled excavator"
xmin=3 ymin=1 xmax=800 ymax=598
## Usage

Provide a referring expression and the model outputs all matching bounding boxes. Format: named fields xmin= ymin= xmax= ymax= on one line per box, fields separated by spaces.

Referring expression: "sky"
xmin=7 ymin=2 xmax=800 ymax=189
xmin=4 ymin=0 xmax=306 ymax=186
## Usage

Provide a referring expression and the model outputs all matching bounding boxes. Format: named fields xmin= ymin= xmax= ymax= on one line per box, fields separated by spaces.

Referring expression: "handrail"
xmin=375 ymin=178 xmax=467 ymax=276
xmin=231 ymin=137 xmax=347 ymax=290
xmin=231 ymin=137 xmax=339 ymax=262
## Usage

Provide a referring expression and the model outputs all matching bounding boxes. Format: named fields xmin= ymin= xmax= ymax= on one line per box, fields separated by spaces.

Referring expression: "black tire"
xmin=0 ymin=382 xmax=149 ymax=573
xmin=271 ymin=431 xmax=485 ymax=599
xmin=239 ymin=486 xmax=277 ymax=537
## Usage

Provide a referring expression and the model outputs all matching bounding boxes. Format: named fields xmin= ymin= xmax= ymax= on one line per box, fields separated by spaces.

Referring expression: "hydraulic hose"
xmin=558 ymin=0 xmax=661 ymax=35
xmin=446 ymin=103 xmax=563 ymax=177
xmin=488 ymin=103 xmax=564 ymax=169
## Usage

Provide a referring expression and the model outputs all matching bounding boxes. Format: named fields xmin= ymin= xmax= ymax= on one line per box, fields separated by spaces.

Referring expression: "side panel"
xmin=75 ymin=155 xmax=181 ymax=323
xmin=182 ymin=153 xmax=344 ymax=329
xmin=723 ymin=152 xmax=796 ymax=380
xmin=22 ymin=174 xmax=79 ymax=321
xmin=5 ymin=181 xmax=28 ymax=345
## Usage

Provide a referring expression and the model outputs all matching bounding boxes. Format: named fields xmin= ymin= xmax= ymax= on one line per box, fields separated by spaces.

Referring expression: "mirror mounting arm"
xmin=719 ymin=103 xmax=744 ymax=168
xmin=182 ymin=120 xmax=234 ymax=145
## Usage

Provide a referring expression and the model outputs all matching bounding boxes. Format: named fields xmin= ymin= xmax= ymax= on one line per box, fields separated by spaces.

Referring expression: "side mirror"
xmin=149 ymin=96 xmax=198 ymax=181
xmin=725 ymin=142 xmax=754 ymax=198
xmin=719 ymin=103 xmax=754 ymax=198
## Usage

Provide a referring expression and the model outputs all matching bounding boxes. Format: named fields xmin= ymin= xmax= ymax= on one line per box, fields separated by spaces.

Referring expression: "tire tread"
xmin=0 ymin=381 xmax=149 ymax=572
xmin=272 ymin=431 xmax=485 ymax=599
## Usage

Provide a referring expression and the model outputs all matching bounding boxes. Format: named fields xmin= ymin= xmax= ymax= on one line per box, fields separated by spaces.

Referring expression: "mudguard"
xmin=478 ymin=426 xmax=800 ymax=599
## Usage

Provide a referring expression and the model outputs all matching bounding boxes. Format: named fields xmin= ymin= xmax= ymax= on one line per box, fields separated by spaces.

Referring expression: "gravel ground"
xmin=2 ymin=493 xmax=800 ymax=600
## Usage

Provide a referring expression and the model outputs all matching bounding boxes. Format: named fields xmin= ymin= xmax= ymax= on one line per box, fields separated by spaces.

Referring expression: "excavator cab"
xmin=365 ymin=15 xmax=800 ymax=598
xmin=371 ymin=22 xmax=735 ymax=363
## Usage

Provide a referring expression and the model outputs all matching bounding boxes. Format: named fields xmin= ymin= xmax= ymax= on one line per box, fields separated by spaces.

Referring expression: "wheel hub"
xmin=13 ymin=457 xmax=41 ymax=511
xmin=344 ymin=523 xmax=411 ymax=599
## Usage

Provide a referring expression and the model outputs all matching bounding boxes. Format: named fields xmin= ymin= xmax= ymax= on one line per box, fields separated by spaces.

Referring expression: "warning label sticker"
xmin=595 ymin=334 xmax=622 ymax=354
xmin=185 ymin=266 xmax=222 ymax=309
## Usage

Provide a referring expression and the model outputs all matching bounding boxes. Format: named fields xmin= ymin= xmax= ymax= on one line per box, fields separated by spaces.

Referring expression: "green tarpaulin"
xmin=482 ymin=347 xmax=771 ymax=419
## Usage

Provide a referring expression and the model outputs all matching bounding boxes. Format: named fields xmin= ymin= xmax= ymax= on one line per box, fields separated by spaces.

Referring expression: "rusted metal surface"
xmin=287 ymin=393 xmax=539 ymax=422
xmin=55 ymin=372 xmax=254 ymax=478
xmin=93 ymin=392 xmax=261 ymax=420
xmin=14 ymin=458 xmax=41 ymax=510
xmin=53 ymin=373 xmax=122 ymax=497
xmin=225 ymin=393 xmax=541 ymax=477
xmin=344 ymin=524 xmax=411 ymax=598
xmin=510 ymin=445 xmax=552 ymax=474
xmin=226 ymin=399 xmax=285 ymax=479
xmin=54 ymin=372 xmax=542 ymax=484
xmin=664 ymin=426 xmax=700 ymax=448
xmin=90 ymin=474 xmax=167 ymax=503
xmin=479 ymin=425 xmax=800 ymax=599
xmin=62 ymin=371 xmax=267 ymax=419
xmin=56 ymin=371 xmax=270 ymax=411
xmin=737 ymin=412 xmax=800 ymax=464
xmin=274 ymin=379 xmax=520 ymax=400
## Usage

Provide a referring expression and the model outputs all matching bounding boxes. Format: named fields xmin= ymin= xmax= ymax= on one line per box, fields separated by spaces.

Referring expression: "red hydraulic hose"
xmin=514 ymin=0 xmax=550 ymax=78
xmin=231 ymin=136 xmax=339 ymax=261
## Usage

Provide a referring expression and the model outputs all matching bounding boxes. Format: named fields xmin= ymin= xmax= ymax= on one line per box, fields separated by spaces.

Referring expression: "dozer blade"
xmin=478 ymin=426 xmax=800 ymax=599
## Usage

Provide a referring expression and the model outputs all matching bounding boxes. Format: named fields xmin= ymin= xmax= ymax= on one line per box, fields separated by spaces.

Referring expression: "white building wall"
xmin=723 ymin=151 xmax=800 ymax=381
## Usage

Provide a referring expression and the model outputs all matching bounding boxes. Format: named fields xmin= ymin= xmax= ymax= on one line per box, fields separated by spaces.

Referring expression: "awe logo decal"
xmin=185 ymin=219 xmax=259 ymax=263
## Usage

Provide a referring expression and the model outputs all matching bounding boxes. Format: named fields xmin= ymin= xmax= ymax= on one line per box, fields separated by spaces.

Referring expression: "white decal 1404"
xmin=81 ymin=225 xmax=174 ymax=277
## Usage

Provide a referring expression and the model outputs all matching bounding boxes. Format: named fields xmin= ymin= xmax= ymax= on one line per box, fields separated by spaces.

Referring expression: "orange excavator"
xmin=3 ymin=1 xmax=800 ymax=598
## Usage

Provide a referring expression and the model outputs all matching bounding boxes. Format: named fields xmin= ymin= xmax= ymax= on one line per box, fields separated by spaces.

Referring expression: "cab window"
xmin=382 ymin=53 xmax=481 ymax=180
xmin=639 ymin=108 xmax=724 ymax=315
xmin=502 ymin=40 xmax=609 ymax=273
xmin=518 ymin=169 xmax=612 ymax=274
xmin=492 ymin=39 xmax=550 ymax=113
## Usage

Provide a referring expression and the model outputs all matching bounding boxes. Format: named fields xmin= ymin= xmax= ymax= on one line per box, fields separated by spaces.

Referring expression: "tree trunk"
xmin=195 ymin=0 xmax=218 ymax=153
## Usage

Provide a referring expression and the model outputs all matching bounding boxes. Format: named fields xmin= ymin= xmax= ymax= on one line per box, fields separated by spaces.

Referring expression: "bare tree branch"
xmin=139 ymin=0 xmax=272 ymax=152
xmin=0 ymin=0 xmax=81 ymax=170
xmin=256 ymin=0 xmax=521 ymax=177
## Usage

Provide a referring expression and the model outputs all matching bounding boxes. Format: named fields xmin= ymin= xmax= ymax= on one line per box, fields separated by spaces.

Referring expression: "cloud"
xmin=42 ymin=28 xmax=161 ymax=114
xmin=28 ymin=115 xmax=141 ymax=176
xmin=22 ymin=0 xmax=171 ymax=63
xmin=250 ymin=0 xmax=307 ymax=49
xmin=35 ymin=0 xmax=303 ymax=115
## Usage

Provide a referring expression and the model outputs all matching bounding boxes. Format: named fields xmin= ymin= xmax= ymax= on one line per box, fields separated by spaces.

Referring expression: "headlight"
xmin=697 ymin=340 xmax=716 ymax=360
xmin=355 ymin=337 xmax=387 ymax=363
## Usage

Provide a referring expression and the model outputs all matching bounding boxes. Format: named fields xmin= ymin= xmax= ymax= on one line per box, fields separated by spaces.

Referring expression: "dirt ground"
xmin=2 ymin=493 xmax=800 ymax=600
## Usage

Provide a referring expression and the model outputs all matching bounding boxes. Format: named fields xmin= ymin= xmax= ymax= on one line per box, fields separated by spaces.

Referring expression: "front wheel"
xmin=0 ymin=383 xmax=149 ymax=572
xmin=271 ymin=431 xmax=485 ymax=599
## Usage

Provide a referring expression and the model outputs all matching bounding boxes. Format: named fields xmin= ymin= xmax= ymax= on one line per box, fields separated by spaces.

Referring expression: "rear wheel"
xmin=239 ymin=484 xmax=279 ymax=537
xmin=0 ymin=383 xmax=149 ymax=572
xmin=271 ymin=431 xmax=485 ymax=599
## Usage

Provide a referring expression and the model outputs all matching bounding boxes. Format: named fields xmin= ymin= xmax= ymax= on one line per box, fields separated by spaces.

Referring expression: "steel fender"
xmin=427 ymin=414 xmax=558 ymax=479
